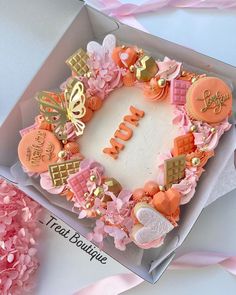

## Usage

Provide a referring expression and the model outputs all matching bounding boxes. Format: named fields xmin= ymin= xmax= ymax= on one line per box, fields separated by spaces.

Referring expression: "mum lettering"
xmin=103 ymin=105 xmax=145 ymax=159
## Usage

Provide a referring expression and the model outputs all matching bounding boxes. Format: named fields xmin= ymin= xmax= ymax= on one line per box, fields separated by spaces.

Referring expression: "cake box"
xmin=0 ymin=2 xmax=235 ymax=283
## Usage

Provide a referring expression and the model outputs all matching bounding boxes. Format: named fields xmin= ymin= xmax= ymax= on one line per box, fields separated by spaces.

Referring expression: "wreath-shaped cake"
xmin=18 ymin=34 xmax=232 ymax=250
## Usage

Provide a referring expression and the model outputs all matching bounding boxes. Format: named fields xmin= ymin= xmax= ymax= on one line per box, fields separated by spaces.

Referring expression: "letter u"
xmin=114 ymin=123 xmax=133 ymax=141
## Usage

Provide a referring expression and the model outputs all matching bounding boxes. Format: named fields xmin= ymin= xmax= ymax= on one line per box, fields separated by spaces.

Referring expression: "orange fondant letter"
xmin=123 ymin=106 xmax=145 ymax=126
xmin=114 ymin=123 xmax=133 ymax=141
xmin=103 ymin=138 xmax=124 ymax=159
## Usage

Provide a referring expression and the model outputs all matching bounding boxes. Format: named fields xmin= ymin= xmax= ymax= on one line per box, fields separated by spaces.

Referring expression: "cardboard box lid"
xmin=0 ymin=3 xmax=235 ymax=283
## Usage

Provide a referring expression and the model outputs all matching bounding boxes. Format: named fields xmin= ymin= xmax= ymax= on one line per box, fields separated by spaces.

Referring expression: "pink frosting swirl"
xmin=193 ymin=119 xmax=231 ymax=151
xmin=172 ymin=168 xmax=199 ymax=205
xmin=172 ymin=105 xmax=192 ymax=134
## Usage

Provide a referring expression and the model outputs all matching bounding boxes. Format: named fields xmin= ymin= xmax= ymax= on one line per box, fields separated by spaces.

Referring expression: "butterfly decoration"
xmin=64 ymin=79 xmax=86 ymax=136
xmin=36 ymin=79 xmax=86 ymax=140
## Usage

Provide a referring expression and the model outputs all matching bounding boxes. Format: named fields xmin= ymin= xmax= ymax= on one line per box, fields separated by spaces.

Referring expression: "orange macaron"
xmin=18 ymin=129 xmax=61 ymax=173
xmin=186 ymin=77 xmax=232 ymax=124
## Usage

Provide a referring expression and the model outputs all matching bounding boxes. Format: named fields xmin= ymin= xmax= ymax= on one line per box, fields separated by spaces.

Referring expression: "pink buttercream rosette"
xmin=0 ymin=179 xmax=41 ymax=295
xmin=87 ymin=190 xmax=134 ymax=251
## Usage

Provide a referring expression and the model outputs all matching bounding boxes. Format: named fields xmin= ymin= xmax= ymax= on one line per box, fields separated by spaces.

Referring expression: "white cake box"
xmin=0 ymin=2 xmax=235 ymax=283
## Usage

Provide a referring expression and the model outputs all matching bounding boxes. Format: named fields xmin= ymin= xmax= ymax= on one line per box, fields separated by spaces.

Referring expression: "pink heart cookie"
xmin=131 ymin=203 xmax=174 ymax=247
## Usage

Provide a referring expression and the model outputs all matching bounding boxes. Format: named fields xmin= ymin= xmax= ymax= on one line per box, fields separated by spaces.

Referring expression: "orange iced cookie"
xmin=18 ymin=129 xmax=61 ymax=173
xmin=186 ymin=77 xmax=232 ymax=124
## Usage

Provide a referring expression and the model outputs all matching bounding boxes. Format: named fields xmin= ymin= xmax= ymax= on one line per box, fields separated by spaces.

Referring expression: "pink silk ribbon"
xmin=86 ymin=0 xmax=236 ymax=18
xmin=86 ymin=0 xmax=236 ymax=30
xmin=74 ymin=251 xmax=236 ymax=295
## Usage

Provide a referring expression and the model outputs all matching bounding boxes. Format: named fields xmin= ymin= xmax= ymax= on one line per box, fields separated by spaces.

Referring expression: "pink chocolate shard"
xmin=67 ymin=167 xmax=90 ymax=201
xmin=19 ymin=123 xmax=38 ymax=137
xmin=170 ymin=79 xmax=191 ymax=105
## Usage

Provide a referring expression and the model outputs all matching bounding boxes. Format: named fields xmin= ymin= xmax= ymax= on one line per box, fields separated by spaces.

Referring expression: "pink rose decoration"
xmin=193 ymin=119 xmax=231 ymax=151
xmin=88 ymin=190 xmax=134 ymax=250
xmin=157 ymin=56 xmax=182 ymax=81
xmin=84 ymin=52 xmax=124 ymax=100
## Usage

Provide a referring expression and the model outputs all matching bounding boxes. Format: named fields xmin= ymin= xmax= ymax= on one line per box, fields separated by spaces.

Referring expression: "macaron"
xmin=186 ymin=77 xmax=232 ymax=124
xmin=87 ymin=96 xmax=103 ymax=111
xmin=18 ymin=129 xmax=61 ymax=173
xmin=81 ymin=108 xmax=93 ymax=123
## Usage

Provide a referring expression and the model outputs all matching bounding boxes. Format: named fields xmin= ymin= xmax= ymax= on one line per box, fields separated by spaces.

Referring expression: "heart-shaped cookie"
xmin=153 ymin=188 xmax=180 ymax=216
xmin=112 ymin=47 xmax=138 ymax=68
xmin=131 ymin=203 xmax=174 ymax=245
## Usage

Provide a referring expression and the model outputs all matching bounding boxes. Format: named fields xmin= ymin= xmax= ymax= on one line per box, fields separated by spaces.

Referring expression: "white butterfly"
xmin=87 ymin=34 xmax=116 ymax=57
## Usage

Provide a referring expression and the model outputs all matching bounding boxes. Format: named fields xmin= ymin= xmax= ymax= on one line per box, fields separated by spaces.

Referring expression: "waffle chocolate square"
xmin=49 ymin=159 xmax=80 ymax=187
xmin=66 ymin=48 xmax=89 ymax=76
xmin=173 ymin=133 xmax=196 ymax=156
xmin=164 ymin=155 xmax=186 ymax=188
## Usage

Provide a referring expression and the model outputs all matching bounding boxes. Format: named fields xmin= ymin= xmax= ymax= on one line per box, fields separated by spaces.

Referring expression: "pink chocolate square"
xmin=67 ymin=168 xmax=90 ymax=201
xmin=19 ymin=123 xmax=38 ymax=137
xmin=170 ymin=79 xmax=191 ymax=105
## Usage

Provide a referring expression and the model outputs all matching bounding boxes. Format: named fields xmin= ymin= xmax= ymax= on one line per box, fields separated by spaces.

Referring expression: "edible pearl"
xmin=211 ymin=127 xmax=216 ymax=133
xmin=191 ymin=157 xmax=201 ymax=166
xmin=191 ymin=77 xmax=198 ymax=83
xmin=129 ymin=65 xmax=135 ymax=73
xmin=159 ymin=185 xmax=165 ymax=192
xmin=190 ymin=125 xmax=197 ymax=132
xmin=157 ymin=78 xmax=166 ymax=88
xmin=96 ymin=209 xmax=102 ymax=216
xmin=86 ymin=72 xmax=91 ymax=78
xmin=90 ymin=174 xmax=96 ymax=182
xmin=58 ymin=150 xmax=67 ymax=159
xmin=85 ymin=202 xmax=92 ymax=209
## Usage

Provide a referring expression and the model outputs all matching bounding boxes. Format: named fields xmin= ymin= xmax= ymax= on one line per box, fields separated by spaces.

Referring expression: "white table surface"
xmin=0 ymin=0 xmax=236 ymax=294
